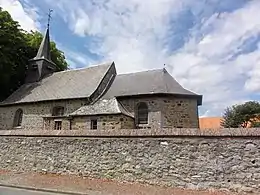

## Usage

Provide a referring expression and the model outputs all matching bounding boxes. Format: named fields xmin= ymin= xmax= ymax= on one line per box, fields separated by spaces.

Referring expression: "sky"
xmin=1 ymin=0 xmax=260 ymax=117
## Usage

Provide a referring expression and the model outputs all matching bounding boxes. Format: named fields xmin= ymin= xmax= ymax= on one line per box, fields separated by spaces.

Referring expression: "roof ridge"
xmin=118 ymin=68 xmax=164 ymax=76
xmin=162 ymin=68 xmax=170 ymax=93
xmin=53 ymin=62 xmax=113 ymax=74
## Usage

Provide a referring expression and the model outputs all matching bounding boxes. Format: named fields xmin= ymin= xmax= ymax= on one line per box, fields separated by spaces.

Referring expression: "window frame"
xmin=90 ymin=119 xmax=98 ymax=130
xmin=54 ymin=120 xmax=62 ymax=130
xmin=52 ymin=106 xmax=65 ymax=116
xmin=13 ymin=109 xmax=23 ymax=128
xmin=137 ymin=102 xmax=148 ymax=124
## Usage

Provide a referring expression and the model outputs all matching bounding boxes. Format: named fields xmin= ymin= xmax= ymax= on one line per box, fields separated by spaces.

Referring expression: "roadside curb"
xmin=0 ymin=183 xmax=87 ymax=195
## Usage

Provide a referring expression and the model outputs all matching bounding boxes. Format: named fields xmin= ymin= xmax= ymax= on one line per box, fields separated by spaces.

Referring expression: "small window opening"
xmin=13 ymin=109 xmax=23 ymax=127
xmin=69 ymin=120 xmax=72 ymax=130
xmin=137 ymin=102 xmax=148 ymax=124
xmin=54 ymin=121 xmax=62 ymax=130
xmin=91 ymin=119 xmax=97 ymax=130
xmin=52 ymin=106 xmax=65 ymax=116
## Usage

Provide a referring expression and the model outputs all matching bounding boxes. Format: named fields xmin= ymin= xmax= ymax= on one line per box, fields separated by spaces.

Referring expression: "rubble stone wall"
xmin=72 ymin=114 xmax=135 ymax=130
xmin=0 ymin=99 xmax=86 ymax=130
xmin=119 ymin=96 xmax=199 ymax=129
xmin=0 ymin=129 xmax=259 ymax=193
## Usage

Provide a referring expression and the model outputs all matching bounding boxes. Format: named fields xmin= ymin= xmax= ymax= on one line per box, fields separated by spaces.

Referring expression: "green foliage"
xmin=24 ymin=31 xmax=68 ymax=71
xmin=251 ymin=122 xmax=260 ymax=128
xmin=0 ymin=7 xmax=28 ymax=101
xmin=0 ymin=7 xmax=68 ymax=101
xmin=221 ymin=101 xmax=260 ymax=128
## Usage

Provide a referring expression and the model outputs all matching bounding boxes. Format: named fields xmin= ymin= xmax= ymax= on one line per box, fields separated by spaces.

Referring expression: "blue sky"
xmin=1 ymin=0 xmax=260 ymax=117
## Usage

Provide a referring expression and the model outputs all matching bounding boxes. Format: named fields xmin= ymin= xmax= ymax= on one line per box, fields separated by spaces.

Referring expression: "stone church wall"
xmin=0 ymin=95 xmax=198 ymax=130
xmin=119 ymin=97 xmax=162 ymax=129
xmin=119 ymin=96 xmax=198 ymax=129
xmin=161 ymin=97 xmax=199 ymax=128
xmin=0 ymin=99 xmax=86 ymax=130
xmin=72 ymin=114 xmax=135 ymax=130
xmin=43 ymin=118 xmax=71 ymax=130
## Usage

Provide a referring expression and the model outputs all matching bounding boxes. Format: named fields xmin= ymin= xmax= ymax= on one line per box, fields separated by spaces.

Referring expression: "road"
xmin=0 ymin=186 xmax=68 ymax=195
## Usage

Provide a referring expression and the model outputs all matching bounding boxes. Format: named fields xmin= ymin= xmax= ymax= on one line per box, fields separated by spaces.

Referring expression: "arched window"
xmin=13 ymin=109 xmax=23 ymax=127
xmin=137 ymin=102 xmax=148 ymax=124
xmin=52 ymin=106 xmax=64 ymax=116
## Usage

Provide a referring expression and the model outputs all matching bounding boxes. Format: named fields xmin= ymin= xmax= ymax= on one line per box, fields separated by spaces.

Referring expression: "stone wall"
xmin=161 ymin=97 xmax=199 ymax=128
xmin=43 ymin=118 xmax=71 ymax=130
xmin=0 ymin=99 xmax=86 ymax=130
xmin=119 ymin=96 xmax=198 ymax=129
xmin=0 ymin=129 xmax=259 ymax=194
xmin=119 ymin=97 xmax=163 ymax=129
xmin=0 ymin=93 xmax=199 ymax=130
xmin=121 ymin=115 xmax=136 ymax=129
xmin=71 ymin=114 xmax=135 ymax=130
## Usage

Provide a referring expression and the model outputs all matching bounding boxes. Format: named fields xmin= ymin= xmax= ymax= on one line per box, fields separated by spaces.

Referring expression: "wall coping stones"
xmin=1 ymin=128 xmax=260 ymax=137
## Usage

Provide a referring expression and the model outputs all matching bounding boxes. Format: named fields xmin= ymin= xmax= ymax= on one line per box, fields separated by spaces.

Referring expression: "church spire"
xmin=34 ymin=9 xmax=53 ymax=60
xmin=35 ymin=28 xmax=51 ymax=60
xmin=25 ymin=9 xmax=57 ymax=83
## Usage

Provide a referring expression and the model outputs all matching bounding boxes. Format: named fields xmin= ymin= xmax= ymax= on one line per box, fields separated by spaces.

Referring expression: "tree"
xmin=24 ymin=31 xmax=68 ymax=71
xmin=0 ymin=8 xmax=68 ymax=101
xmin=0 ymin=7 xmax=28 ymax=101
xmin=221 ymin=101 xmax=260 ymax=128
xmin=251 ymin=122 xmax=260 ymax=128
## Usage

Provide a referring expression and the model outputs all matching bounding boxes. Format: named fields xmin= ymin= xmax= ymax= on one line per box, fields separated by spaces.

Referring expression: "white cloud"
xmin=43 ymin=0 xmax=188 ymax=73
xmin=17 ymin=0 xmax=260 ymax=116
xmin=53 ymin=40 xmax=96 ymax=69
xmin=168 ymin=0 xmax=260 ymax=115
xmin=0 ymin=0 xmax=39 ymax=31
xmin=0 ymin=0 xmax=92 ymax=72
xmin=69 ymin=9 xmax=90 ymax=37
xmin=65 ymin=49 xmax=95 ymax=69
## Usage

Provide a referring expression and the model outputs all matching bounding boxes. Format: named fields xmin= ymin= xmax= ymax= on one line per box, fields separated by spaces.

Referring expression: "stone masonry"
xmin=161 ymin=97 xmax=199 ymax=128
xmin=0 ymin=129 xmax=259 ymax=194
xmin=119 ymin=96 xmax=199 ymax=129
xmin=72 ymin=114 xmax=135 ymax=130
xmin=0 ymin=96 xmax=198 ymax=130
xmin=0 ymin=99 xmax=86 ymax=130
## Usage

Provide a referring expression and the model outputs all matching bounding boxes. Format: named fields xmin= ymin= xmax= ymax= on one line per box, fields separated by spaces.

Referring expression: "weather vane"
xmin=47 ymin=9 xmax=53 ymax=29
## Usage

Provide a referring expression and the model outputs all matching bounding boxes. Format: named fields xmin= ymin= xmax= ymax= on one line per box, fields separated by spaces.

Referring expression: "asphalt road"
xmin=0 ymin=186 xmax=67 ymax=195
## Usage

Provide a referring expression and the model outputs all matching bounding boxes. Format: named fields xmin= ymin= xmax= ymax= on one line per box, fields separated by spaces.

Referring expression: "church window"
xmin=91 ymin=119 xmax=97 ymax=130
xmin=13 ymin=109 xmax=23 ymax=127
xmin=54 ymin=121 xmax=62 ymax=130
xmin=137 ymin=102 xmax=148 ymax=124
xmin=52 ymin=106 xmax=65 ymax=116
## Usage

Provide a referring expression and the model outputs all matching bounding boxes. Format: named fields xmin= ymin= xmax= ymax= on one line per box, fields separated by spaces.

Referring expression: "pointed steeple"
xmin=25 ymin=9 xmax=57 ymax=83
xmin=35 ymin=28 xmax=51 ymax=60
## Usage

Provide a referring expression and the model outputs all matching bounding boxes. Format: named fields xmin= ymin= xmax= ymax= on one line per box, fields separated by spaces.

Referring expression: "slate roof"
xmin=70 ymin=98 xmax=134 ymax=117
xmin=102 ymin=68 xmax=202 ymax=105
xmin=35 ymin=28 xmax=51 ymax=60
xmin=0 ymin=62 xmax=113 ymax=106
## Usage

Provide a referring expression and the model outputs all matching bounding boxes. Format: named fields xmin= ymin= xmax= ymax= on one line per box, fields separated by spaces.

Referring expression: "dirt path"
xmin=0 ymin=170 xmax=242 ymax=195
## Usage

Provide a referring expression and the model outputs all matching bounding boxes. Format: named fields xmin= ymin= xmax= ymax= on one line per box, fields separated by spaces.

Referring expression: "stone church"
xmin=0 ymin=27 xmax=202 ymax=131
